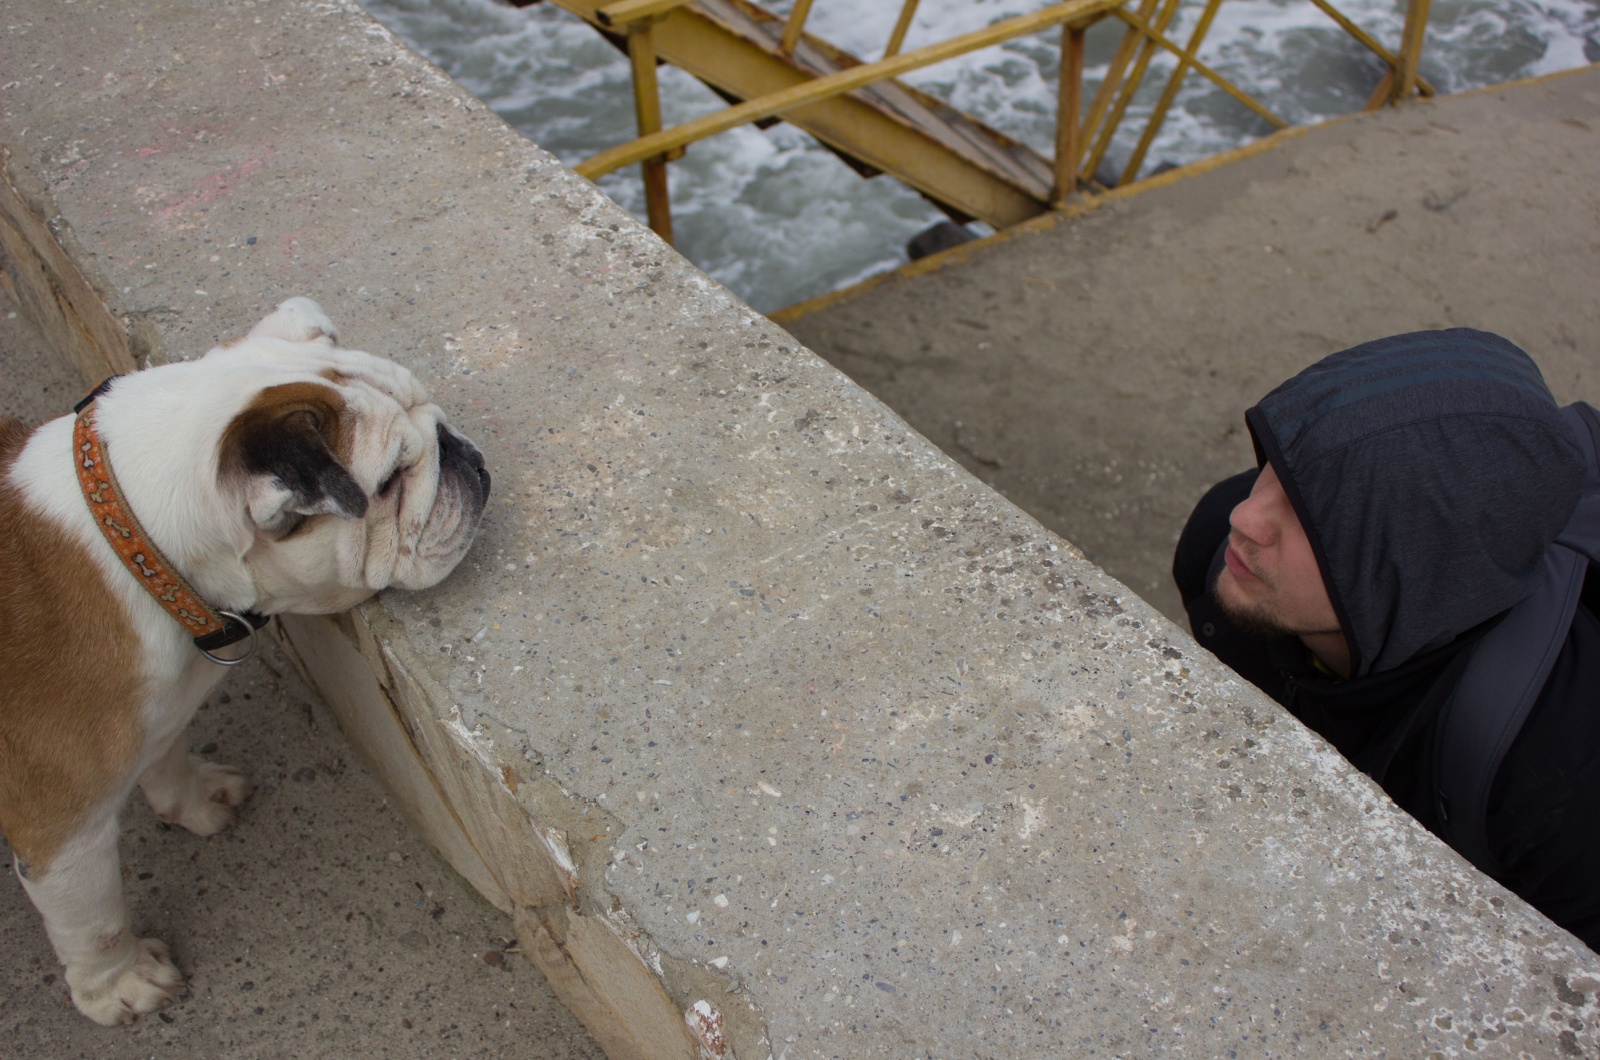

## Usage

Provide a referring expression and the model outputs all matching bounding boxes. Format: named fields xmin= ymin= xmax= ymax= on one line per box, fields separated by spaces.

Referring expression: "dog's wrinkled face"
xmin=212 ymin=298 xmax=489 ymax=614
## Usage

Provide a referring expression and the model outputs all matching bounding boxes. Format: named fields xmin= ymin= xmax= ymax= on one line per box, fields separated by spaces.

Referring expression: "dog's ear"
xmin=245 ymin=296 xmax=339 ymax=347
xmin=221 ymin=382 xmax=367 ymax=533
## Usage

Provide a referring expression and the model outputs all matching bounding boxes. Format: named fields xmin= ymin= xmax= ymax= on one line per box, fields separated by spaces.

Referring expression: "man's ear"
xmin=221 ymin=382 xmax=367 ymax=533
xmin=245 ymin=296 xmax=339 ymax=346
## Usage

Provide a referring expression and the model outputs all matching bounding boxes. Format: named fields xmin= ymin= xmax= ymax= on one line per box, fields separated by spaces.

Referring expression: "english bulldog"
xmin=0 ymin=297 xmax=490 ymax=1024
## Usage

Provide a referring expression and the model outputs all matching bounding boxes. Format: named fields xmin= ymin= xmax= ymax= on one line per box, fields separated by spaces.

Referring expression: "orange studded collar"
xmin=73 ymin=380 xmax=265 ymax=664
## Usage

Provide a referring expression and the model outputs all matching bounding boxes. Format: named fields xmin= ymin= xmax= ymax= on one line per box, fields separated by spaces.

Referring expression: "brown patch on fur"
xmin=219 ymin=381 xmax=354 ymax=467
xmin=218 ymin=381 xmax=366 ymax=520
xmin=0 ymin=419 xmax=147 ymax=872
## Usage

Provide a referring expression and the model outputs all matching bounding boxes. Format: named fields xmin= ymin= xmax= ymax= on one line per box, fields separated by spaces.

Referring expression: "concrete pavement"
xmin=4 ymin=1 xmax=1599 ymax=1055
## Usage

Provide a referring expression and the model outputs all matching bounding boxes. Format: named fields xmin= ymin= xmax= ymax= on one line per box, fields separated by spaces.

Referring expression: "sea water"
xmin=360 ymin=0 xmax=1599 ymax=311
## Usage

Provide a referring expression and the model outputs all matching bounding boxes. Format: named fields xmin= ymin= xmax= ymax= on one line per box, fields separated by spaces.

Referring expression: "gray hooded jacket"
xmin=1244 ymin=328 xmax=1586 ymax=677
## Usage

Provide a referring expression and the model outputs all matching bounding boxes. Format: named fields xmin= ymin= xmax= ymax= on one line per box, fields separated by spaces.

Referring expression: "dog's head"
xmin=204 ymin=298 xmax=489 ymax=614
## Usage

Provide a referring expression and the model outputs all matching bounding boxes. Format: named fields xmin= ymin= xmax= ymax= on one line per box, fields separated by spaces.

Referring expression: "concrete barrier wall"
xmin=4 ymin=2 xmax=1598 ymax=1055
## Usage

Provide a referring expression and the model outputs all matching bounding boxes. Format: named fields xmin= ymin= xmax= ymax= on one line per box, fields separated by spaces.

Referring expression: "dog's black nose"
xmin=438 ymin=422 xmax=485 ymax=467
xmin=438 ymin=423 xmax=490 ymax=499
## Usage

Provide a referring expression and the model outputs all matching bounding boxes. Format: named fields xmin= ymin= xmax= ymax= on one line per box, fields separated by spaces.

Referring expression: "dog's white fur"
xmin=0 ymin=298 xmax=488 ymax=1024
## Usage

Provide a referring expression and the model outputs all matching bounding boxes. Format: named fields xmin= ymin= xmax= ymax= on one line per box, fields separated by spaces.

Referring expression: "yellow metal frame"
xmin=576 ymin=0 xmax=1122 ymax=179
xmin=560 ymin=0 xmax=1437 ymax=244
xmin=884 ymin=0 xmax=921 ymax=58
xmin=581 ymin=0 xmax=1066 ymax=230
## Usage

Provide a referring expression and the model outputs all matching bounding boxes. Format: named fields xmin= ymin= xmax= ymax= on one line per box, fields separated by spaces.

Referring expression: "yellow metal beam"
xmin=1392 ymin=0 xmax=1432 ymax=101
xmin=560 ymin=0 xmax=1429 ymax=240
xmin=626 ymin=25 xmax=674 ymax=242
xmin=552 ymin=0 xmax=1068 ymax=225
xmin=596 ymin=0 xmax=696 ymax=29
xmin=664 ymin=3 xmax=1056 ymax=219
xmin=884 ymin=0 xmax=921 ymax=58
xmin=1078 ymin=0 xmax=1159 ymax=179
xmin=1083 ymin=0 xmax=1183 ymax=181
xmin=1305 ymin=0 xmax=1435 ymax=97
xmin=1119 ymin=0 xmax=1227 ymax=185
xmin=1365 ymin=0 xmax=1434 ymax=108
xmin=1051 ymin=25 xmax=1086 ymax=205
xmin=574 ymin=0 xmax=1119 ymax=181
xmin=1109 ymin=7 xmax=1287 ymax=130
xmin=778 ymin=0 xmax=815 ymax=54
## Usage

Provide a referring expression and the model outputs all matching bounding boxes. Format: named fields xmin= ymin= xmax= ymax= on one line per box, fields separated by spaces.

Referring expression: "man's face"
xmin=1214 ymin=461 xmax=1342 ymax=639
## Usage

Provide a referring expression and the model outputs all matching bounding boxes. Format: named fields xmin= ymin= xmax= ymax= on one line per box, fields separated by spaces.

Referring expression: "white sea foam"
xmin=361 ymin=0 xmax=1599 ymax=311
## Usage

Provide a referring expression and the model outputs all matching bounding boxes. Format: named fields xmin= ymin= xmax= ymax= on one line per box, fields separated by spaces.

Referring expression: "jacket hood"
xmin=1245 ymin=328 xmax=1584 ymax=677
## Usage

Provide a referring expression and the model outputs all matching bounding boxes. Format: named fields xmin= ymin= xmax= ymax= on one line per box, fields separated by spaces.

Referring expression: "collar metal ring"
xmin=199 ymin=611 xmax=259 ymax=666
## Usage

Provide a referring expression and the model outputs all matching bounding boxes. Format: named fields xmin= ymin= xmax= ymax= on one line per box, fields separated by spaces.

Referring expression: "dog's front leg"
xmin=138 ymin=735 xmax=251 ymax=836
xmin=18 ymin=816 xmax=183 ymax=1024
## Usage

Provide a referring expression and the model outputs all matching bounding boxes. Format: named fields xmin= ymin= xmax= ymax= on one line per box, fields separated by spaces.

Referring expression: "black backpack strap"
xmin=1433 ymin=402 xmax=1600 ymax=875
xmin=1556 ymin=402 xmax=1600 ymax=564
xmin=1434 ymin=546 xmax=1586 ymax=874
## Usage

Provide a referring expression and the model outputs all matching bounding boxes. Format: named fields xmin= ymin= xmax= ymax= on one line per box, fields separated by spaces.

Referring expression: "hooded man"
xmin=1173 ymin=328 xmax=1600 ymax=950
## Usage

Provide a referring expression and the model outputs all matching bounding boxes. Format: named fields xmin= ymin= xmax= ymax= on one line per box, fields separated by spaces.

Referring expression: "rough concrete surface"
xmin=0 ymin=297 xmax=605 ymax=1057
xmin=782 ymin=66 xmax=1600 ymax=622
xmin=4 ymin=1 xmax=1600 ymax=1057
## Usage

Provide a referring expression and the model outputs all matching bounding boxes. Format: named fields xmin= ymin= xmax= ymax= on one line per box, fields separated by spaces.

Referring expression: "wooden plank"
xmin=277 ymin=615 xmax=517 ymax=913
xmin=0 ymin=150 xmax=136 ymax=383
xmin=516 ymin=907 xmax=704 ymax=1060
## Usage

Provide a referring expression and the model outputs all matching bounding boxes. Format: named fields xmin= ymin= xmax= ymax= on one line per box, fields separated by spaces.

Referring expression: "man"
xmin=1173 ymin=328 xmax=1600 ymax=950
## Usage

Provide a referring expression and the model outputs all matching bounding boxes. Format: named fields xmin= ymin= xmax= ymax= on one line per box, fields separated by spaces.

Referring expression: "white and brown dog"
xmin=0 ymin=297 xmax=489 ymax=1024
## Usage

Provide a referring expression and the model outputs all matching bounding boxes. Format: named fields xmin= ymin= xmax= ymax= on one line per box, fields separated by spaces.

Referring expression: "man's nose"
xmin=1228 ymin=495 xmax=1275 ymax=546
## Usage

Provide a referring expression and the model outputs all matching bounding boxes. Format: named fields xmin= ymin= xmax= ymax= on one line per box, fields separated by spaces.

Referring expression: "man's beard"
xmin=1212 ymin=575 xmax=1297 ymax=639
xmin=1211 ymin=565 xmax=1343 ymax=640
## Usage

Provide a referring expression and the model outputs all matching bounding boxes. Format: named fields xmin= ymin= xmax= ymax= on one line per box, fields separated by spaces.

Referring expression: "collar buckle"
xmin=194 ymin=611 xmax=269 ymax=665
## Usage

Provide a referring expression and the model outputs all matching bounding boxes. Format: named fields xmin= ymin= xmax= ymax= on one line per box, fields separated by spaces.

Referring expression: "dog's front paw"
xmin=147 ymin=756 xmax=252 ymax=836
xmin=69 ymin=938 xmax=183 ymax=1026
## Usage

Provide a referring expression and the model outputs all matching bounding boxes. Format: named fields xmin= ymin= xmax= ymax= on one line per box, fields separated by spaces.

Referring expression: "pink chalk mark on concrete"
xmin=131 ymin=123 xmax=227 ymax=160
xmin=151 ymin=144 xmax=274 ymax=223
